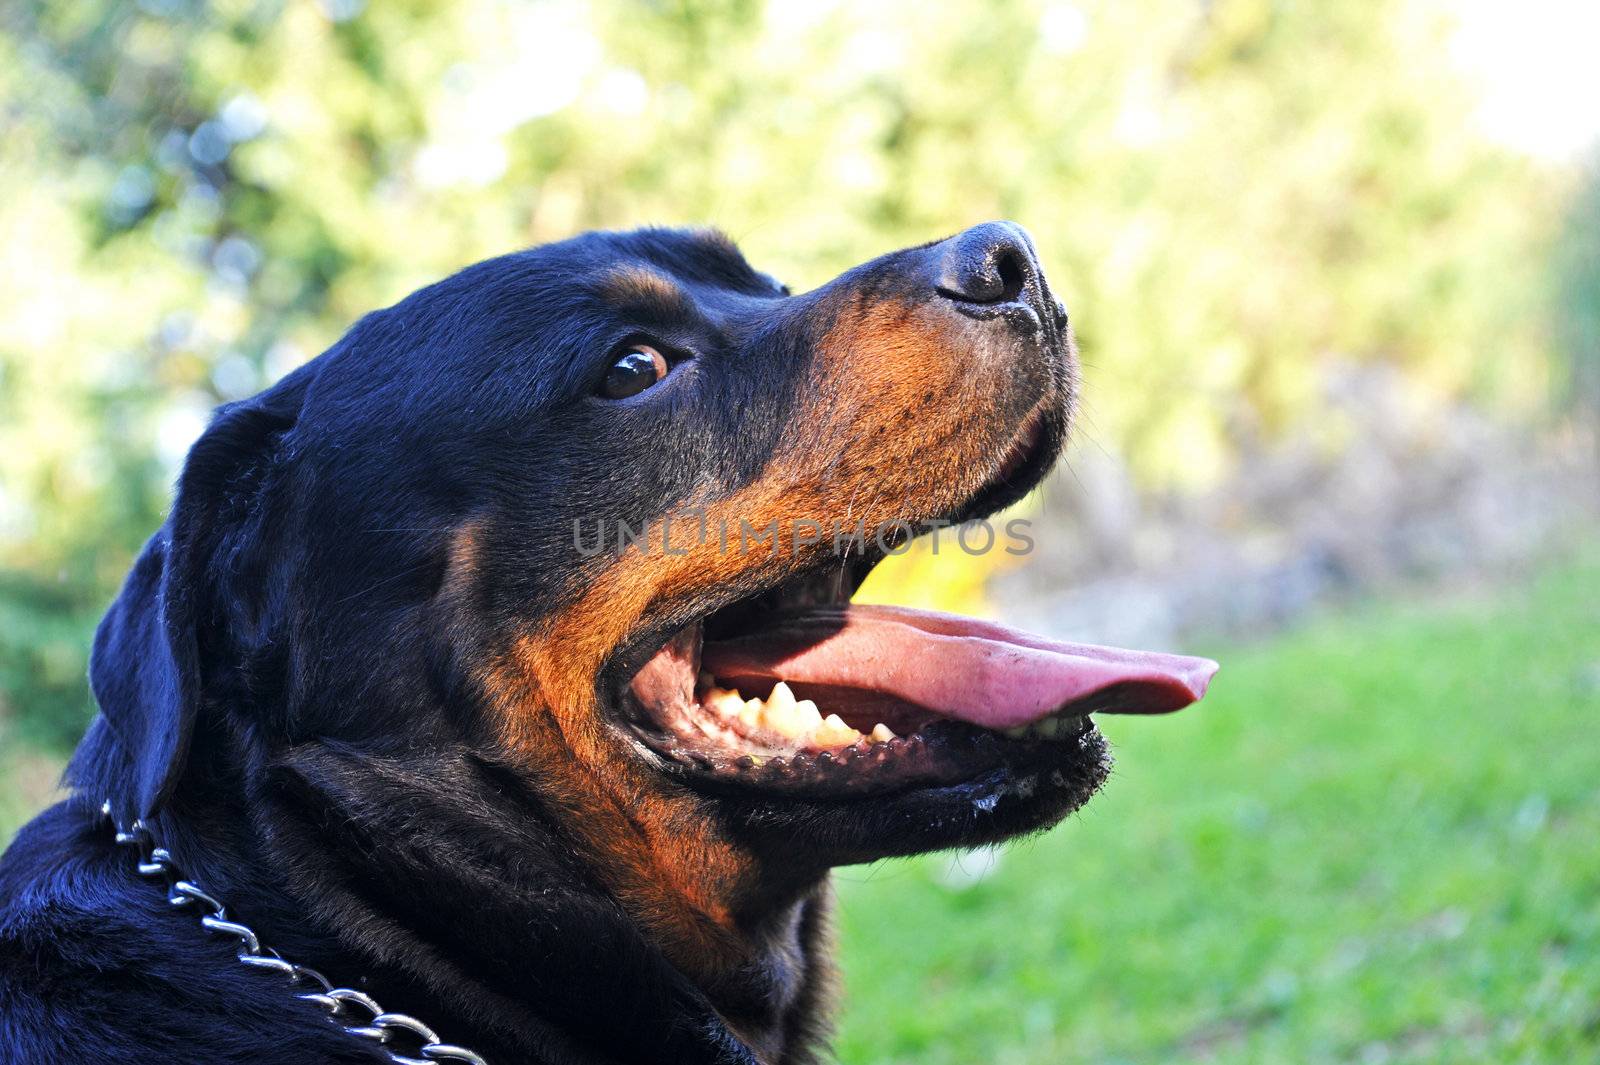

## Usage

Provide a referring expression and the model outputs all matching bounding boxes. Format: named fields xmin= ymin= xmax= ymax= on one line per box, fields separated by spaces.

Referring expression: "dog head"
xmin=77 ymin=223 xmax=1214 ymax=977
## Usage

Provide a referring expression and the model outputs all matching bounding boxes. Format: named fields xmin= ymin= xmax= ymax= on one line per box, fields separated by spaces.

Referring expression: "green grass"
xmin=3 ymin=556 xmax=1597 ymax=1063
xmin=832 ymin=556 xmax=1600 ymax=1064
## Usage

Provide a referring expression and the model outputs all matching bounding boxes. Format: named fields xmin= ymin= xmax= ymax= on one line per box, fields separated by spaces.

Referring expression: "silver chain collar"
xmin=102 ymin=801 xmax=489 ymax=1065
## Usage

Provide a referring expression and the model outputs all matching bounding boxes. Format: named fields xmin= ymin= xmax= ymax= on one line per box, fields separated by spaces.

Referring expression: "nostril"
xmin=993 ymin=248 xmax=1026 ymax=305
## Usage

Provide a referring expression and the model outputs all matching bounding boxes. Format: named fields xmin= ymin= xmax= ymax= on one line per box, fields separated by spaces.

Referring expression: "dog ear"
xmin=79 ymin=375 xmax=308 ymax=820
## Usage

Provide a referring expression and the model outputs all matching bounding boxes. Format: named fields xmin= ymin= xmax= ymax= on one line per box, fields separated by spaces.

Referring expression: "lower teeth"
xmin=701 ymin=680 xmax=896 ymax=750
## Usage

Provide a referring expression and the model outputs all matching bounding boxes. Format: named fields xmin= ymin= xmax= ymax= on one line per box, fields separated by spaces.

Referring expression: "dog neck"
xmin=508 ymin=747 xmax=840 ymax=1063
xmin=147 ymin=739 xmax=833 ymax=1065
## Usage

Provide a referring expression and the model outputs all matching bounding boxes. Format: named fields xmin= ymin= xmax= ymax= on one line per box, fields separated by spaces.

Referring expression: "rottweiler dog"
xmin=0 ymin=222 xmax=1215 ymax=1064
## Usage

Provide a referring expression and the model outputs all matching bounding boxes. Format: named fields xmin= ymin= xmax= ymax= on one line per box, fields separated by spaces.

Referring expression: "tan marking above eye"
xmin=598 ymin=265 xmax=688 ymax=308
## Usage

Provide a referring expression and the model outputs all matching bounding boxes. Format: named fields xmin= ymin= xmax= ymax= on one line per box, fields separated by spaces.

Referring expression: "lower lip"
xmin=995 ymin=408 xmax=1047 ymax=482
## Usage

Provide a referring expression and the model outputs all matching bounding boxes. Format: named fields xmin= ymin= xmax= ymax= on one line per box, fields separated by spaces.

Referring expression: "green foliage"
xmin=0 ymin=0 xmax=1570 ymax=750
xmin=1555 ymin=158 xmax=1600 ymax=414
xmin=0 ymin=572 xmax=102 ymax=750
xmin=834 ymin=552 xmax=1600 ymax=1064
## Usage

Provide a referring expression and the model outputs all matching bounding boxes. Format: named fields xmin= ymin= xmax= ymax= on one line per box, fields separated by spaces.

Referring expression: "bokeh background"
xmin=2 ymin=1 xmax=1597 ymax=1061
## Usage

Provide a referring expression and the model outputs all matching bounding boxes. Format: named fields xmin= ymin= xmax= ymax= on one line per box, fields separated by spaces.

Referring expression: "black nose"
xmin=936 ymin=221 xmax=1052 ymax=317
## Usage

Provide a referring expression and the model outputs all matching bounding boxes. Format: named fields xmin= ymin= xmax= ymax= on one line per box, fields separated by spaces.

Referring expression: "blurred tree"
xmin=0 ymin=0 xmax=1566 ymax=749
xmin=1555 ymin=158 xmax=1600 ymax=423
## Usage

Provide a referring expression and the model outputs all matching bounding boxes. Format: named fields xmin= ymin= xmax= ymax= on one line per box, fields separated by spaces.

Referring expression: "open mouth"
xmin=616 ymin=412 xmax=1218 ymax=800
xmin=621 ymin=570 xmax=1215 ymax=797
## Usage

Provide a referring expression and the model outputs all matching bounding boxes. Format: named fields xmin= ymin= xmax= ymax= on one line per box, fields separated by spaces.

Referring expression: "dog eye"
xmin=600 ymin=344 xmax=670 ymax=400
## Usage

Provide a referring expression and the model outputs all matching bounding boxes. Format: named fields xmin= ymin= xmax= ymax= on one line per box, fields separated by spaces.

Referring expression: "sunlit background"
xmin=2 ymin=2 xmax=1597 ymax=1062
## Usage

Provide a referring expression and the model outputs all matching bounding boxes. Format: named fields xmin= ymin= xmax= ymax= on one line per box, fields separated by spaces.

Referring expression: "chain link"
xmin=103 ymin=801 xmax=489 ymax=1065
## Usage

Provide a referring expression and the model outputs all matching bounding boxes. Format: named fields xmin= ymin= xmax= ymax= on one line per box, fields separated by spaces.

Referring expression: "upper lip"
xmin=940 ymin=399 xmax=1059 ymax=529
xmin=992 ymin=403 xmax=1050 ymax=485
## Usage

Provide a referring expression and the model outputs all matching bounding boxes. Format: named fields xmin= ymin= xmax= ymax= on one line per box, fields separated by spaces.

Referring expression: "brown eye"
xmin=600 ymin=344 xmax=670 ymax=400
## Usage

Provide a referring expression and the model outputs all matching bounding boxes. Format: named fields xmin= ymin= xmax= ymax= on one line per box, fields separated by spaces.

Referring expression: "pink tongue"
xmin=701 ymin=604 xmax=1218 ymax=730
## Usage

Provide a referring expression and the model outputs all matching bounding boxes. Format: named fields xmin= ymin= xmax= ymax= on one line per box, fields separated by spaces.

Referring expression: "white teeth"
xmin=794 ymin=698 xmax=824 ymax=730
xmin=869 ymin=723 xmax=896 ymax=743
xmin=698 ymin=681 xmax=869 ymax=748
xmin=812 ymin=712 xmax=863 ymax=748
xmin=765 ymin=691 xmax=807 ymax=738
xmin=709 ymin=689 xmax=745 ymax=714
